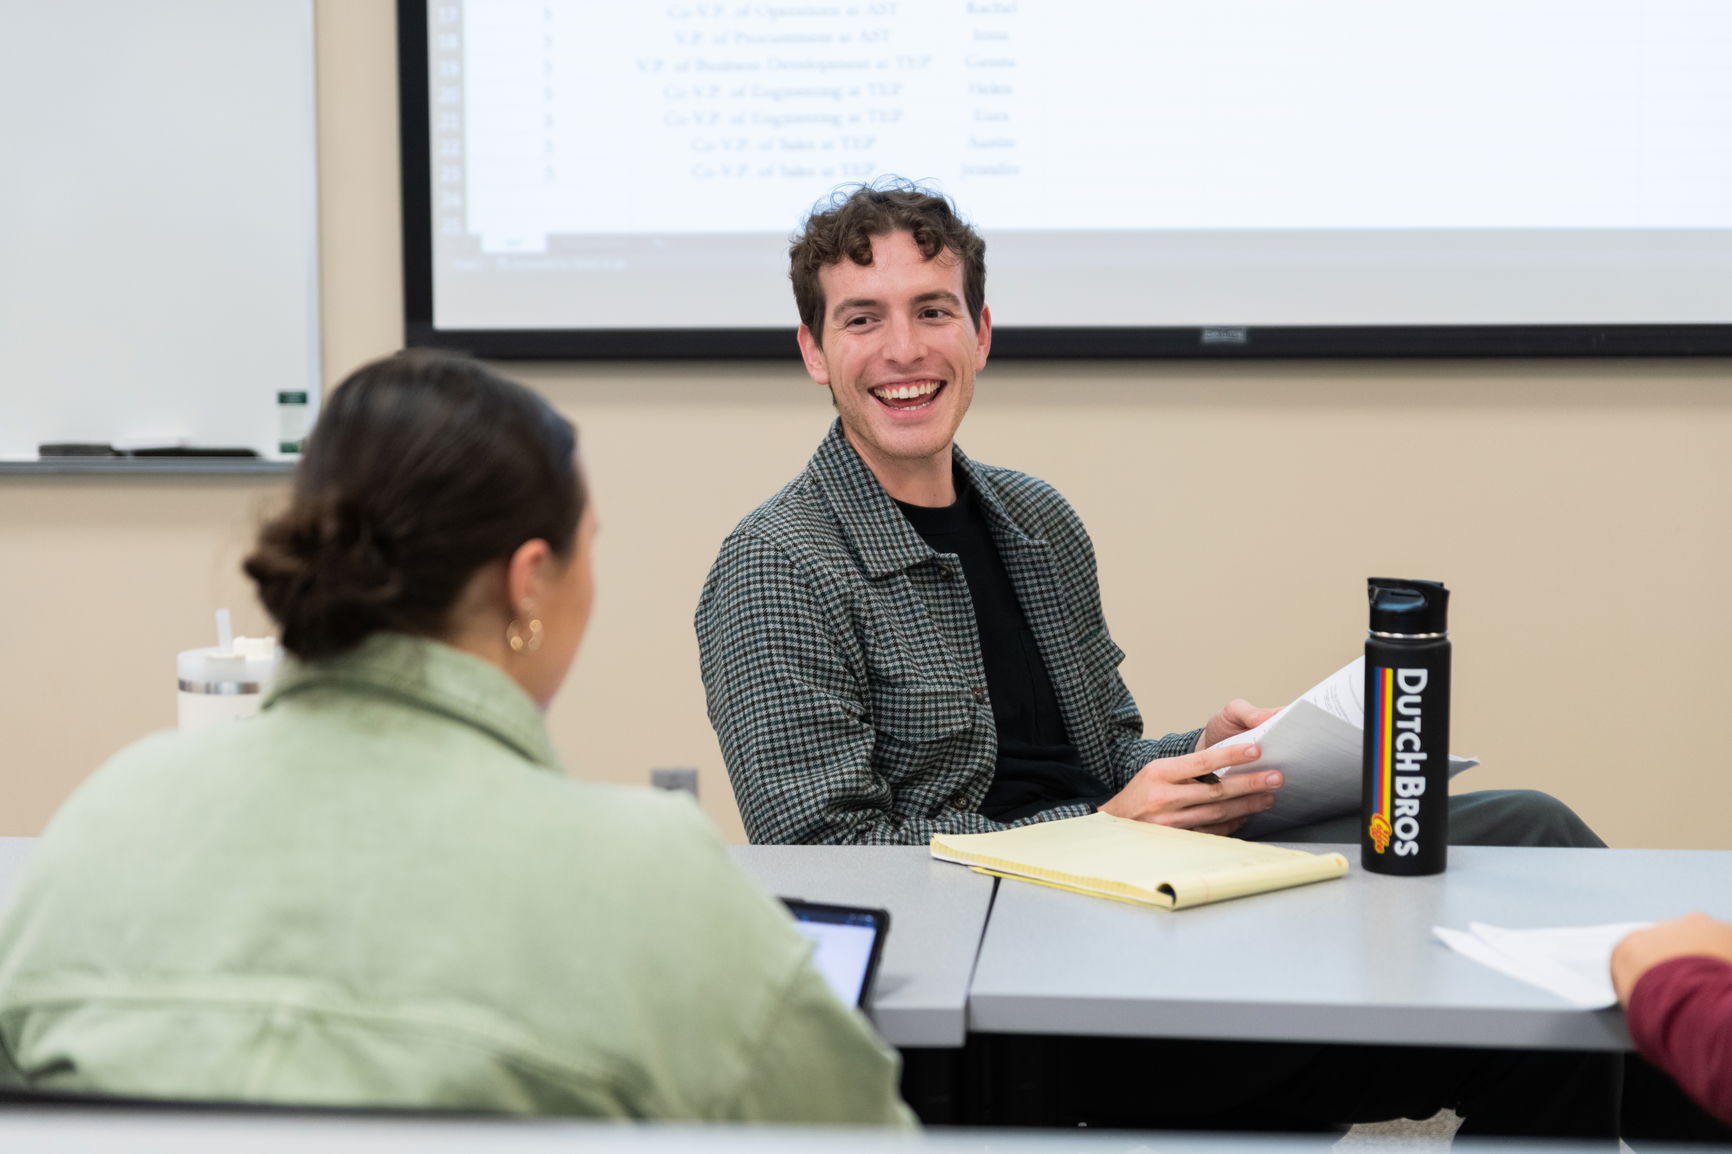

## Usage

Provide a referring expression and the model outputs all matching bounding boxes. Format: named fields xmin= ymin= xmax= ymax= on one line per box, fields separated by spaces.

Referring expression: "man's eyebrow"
xmin=830 ymin=296 xmax=880 ymax=318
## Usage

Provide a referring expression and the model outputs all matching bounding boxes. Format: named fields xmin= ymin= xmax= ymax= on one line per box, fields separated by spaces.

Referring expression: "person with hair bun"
xmin=0 ymin=350 xmax=913 ymax=1126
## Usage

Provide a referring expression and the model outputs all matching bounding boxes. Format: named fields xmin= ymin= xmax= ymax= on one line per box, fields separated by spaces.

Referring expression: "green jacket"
xmin=0 ymin=634 xmax=913 ymax=1125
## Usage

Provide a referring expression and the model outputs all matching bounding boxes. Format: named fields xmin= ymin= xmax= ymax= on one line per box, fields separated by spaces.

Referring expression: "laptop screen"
xmin=782 ymin=899 xmax=889 ymax=1009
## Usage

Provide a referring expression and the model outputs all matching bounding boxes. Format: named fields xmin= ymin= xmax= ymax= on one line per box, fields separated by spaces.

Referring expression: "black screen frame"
xmin=398 ymin=0 xmax=1732 ymax=361
xmin=780 ymin=898 xmax=889 ymax=1009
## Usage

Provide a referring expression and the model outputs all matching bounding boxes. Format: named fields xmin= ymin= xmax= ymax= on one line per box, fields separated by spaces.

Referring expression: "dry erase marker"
xmin=278 ymin=390 xmax=310 ymax=455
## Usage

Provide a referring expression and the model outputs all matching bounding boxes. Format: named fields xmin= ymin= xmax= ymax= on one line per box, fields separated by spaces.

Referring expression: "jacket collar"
xmin=263 ymin=633 xmax=562 ymax=771
xmin=806 ymin=419 xmax=1039 ymax=579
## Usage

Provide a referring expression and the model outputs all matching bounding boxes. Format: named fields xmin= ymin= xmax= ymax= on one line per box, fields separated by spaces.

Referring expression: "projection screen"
xmin=399 ymin=0 xmax=1732 ymax=358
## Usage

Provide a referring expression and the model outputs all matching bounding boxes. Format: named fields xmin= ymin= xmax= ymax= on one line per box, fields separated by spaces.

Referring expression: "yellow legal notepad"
xmin=930 ymin=811 xmax=1349 ymax=910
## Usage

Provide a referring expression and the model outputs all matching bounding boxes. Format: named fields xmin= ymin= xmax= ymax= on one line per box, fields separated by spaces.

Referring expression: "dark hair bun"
xmin=244 ymin=488 xmax=406 ymax=659
xmin=245 ymin=350 xmax=582 ymax=660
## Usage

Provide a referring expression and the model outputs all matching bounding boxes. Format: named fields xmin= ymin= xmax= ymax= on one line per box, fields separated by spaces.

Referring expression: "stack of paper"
xmin=1215 ymin=656 xmax=1479 ymax=836
xmin=1432 ymin=921 xmax=1650 ymax=1008
xmin=930 ymin=811 xmax=1348 ymax=910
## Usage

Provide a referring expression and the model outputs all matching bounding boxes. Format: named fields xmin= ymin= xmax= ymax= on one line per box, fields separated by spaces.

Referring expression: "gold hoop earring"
xmin=506 ymin=614 xmax=543 ymax=654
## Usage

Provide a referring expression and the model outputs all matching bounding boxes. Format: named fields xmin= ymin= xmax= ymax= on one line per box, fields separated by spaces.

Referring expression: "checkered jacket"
xmin=696 ymin=421 xmax=1200 ymax=845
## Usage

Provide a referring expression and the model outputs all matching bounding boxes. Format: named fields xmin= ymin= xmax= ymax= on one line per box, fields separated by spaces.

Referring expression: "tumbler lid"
xmin=1367 ymin=577 xmax=1449 ymax=635
xmin=177 ymin=637 xmax=280 ymax=685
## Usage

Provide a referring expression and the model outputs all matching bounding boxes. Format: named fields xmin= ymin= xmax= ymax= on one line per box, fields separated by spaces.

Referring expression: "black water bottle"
xmin=1362 ymin=578 xmax=1450 ymax=875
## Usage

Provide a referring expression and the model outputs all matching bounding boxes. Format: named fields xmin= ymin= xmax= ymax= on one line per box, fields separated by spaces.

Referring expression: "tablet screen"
xmin=781 ymin=899 xmax=889 ymax=1009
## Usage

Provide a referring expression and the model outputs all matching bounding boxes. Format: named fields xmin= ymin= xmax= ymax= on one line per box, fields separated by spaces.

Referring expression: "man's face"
xmin=797 ymin=230 xmax=991 ymax=484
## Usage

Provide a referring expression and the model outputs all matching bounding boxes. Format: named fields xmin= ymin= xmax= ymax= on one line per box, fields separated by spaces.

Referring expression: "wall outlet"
xmin=650 ymin=767 xmax=699 ymax=799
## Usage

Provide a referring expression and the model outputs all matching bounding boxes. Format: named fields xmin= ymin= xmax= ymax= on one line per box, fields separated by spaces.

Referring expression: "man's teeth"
xmin=873 ymin=381 xmax=940 ymax=400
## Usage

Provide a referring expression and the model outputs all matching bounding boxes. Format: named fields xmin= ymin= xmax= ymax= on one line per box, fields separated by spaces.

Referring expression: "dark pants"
xmin=1272 ymin=788 xmax=1607 ymax=848
xmin=983 ymin=1035 xmax=1619 ymax=1139
xmin=1621 ymin=1049 xmax=1732 ymax=1143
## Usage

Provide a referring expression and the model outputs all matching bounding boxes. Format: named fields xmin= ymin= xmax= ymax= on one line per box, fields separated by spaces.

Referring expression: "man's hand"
xmin=1199 ymin=698 xmax=1279 ymax=751
xmin=1612 ymin=913 xmax=1732 ymax=1006
xmin=1098 ymin=741 xmax=1282 ymax=836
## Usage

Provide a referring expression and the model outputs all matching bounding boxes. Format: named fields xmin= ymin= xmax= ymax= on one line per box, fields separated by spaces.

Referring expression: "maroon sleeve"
xmin=1627 ymin=955 xmax=1732 ymax=1127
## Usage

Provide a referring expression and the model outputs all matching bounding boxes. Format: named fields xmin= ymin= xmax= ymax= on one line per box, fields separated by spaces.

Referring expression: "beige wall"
xmin=4 ymin=0 xmax=1729 ymax=848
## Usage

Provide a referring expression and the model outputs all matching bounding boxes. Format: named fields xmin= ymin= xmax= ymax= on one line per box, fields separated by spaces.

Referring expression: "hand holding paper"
xmin=1433 ymin=922 xmax=1649 ymax=1008
xmin=1200 ymin=698 xmax=1280 ymax=752
xmin=1103 ymin=737 xmax=1281 ymax=836
xmin=1212 ymin=657 xmax=1479 ymax=836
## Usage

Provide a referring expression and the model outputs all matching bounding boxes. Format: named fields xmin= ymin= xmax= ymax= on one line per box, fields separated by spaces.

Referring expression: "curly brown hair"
xmin=789 ymin=179 xmax=986 ymax=345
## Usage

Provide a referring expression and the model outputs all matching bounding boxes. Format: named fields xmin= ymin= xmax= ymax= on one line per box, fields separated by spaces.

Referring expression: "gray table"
xmin=730 ymin=845 xmax=995 ymax=1049
xmin=12 ymin=835 xmax=1726 ymax=1056
xmin=968 ymin=844 xmax=1732 ymax=1051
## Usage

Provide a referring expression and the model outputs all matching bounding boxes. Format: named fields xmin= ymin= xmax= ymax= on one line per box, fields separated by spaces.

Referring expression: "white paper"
xmin=1432 ymin=922 xmax=1650 ymax=1009
xmin=1214 ymin=657 xmax=1477 ymax=836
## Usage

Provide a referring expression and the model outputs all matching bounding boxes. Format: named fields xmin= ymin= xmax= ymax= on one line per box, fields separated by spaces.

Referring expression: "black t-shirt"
xmin=896 ymin=478 xmax=1111 ymax=821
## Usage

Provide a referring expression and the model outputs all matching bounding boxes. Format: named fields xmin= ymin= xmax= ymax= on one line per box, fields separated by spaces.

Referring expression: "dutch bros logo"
xmin=1368 ymin=666 xmax=1429 ymax=856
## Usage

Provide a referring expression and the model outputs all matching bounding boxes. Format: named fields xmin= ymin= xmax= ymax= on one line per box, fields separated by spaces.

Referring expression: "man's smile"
xmin=869 ymin=379 xmax=945 ymax=411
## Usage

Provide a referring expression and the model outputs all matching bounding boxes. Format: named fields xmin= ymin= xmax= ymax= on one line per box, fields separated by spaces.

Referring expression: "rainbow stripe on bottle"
xmin=1366 ymin=665 xmax=1395 ymax=854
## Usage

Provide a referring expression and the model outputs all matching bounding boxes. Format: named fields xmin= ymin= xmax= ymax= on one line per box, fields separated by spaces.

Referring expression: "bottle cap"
xmin=1368 ymin=577 xmax=1449 ymax=635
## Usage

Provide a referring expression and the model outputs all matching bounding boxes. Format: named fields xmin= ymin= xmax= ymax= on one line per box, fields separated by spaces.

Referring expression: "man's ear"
xmin=974 ymin=304 xmax=993 ymax=371
xmin=797 ymin=324 xmax=831 ymax=387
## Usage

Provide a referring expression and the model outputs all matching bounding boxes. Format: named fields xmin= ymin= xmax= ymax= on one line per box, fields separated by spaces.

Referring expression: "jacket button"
xmin=971 ymin=686 xmax=988 ymax=704
xmin=941 ymin=564 xmax=958 ymax=581
xmin=948 ymin=794 xmax=971 ymax=810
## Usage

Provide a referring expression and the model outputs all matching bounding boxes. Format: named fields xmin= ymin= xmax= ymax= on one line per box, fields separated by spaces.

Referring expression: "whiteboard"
xmin=0 ymin=0 xmax=319 ymax=465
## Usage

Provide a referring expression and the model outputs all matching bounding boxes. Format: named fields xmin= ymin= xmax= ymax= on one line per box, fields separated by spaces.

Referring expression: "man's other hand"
xmin=1098 ymin=743 xmax=1283 ymax=836
xmin=1612 ymin=913 xmax=1732 ymax=1006
xmin=1199 ymin=698 xmax=1279 ymax=751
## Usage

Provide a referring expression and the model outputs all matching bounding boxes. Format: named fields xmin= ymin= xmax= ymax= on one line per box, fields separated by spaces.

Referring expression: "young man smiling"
xmin=696 ymin=180 xmax=1602 ymax=855
xmin=694 ymin=179 xmax=1618 ymax=1137
xmin=794 ymin=225 xmax=986 ymax=509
